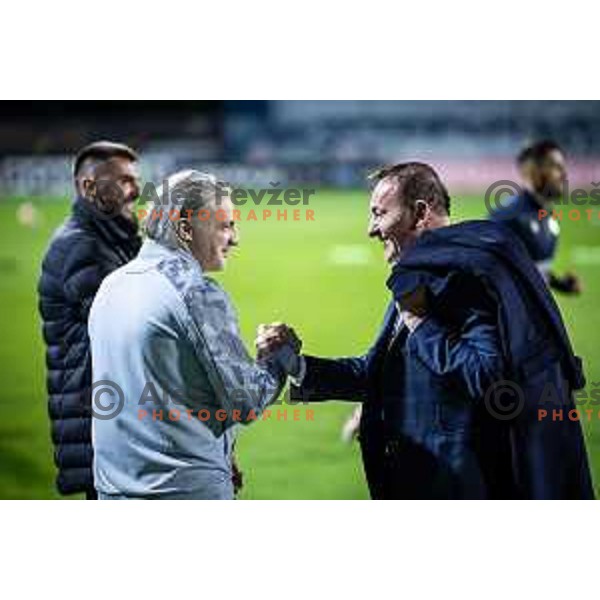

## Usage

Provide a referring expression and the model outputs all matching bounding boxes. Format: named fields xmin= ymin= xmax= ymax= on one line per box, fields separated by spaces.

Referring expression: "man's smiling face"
xmin=191 ymin=194 xmax=239 ymax=272
xmin=367 ymin=177 xmax=418 ymax=264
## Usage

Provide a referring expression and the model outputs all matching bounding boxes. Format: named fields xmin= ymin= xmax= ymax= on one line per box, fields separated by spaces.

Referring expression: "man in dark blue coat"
xmin=489 ymin=139 xmax=582 ymax=295
xmin=259 ymin=162 xmax=593 ymax=499
xmin=38 ymin=141 xmax=142 ymax=498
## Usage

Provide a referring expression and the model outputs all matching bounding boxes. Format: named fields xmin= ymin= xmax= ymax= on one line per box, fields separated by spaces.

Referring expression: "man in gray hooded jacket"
xmin=89 ymin=171 xmax=300 ymax=499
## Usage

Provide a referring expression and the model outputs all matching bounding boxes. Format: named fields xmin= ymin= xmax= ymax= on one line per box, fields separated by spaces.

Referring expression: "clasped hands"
xmin=255 ymin=322 xmax=302 ymax=360
xmin=255 ymin=322 xmax=303 ymax=379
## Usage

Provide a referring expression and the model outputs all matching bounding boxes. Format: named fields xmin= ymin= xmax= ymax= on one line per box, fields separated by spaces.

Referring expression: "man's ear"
xmin=79 ymin=176 xmax=96 ymax=199
xmin=175 ymin=218 xmax=194 ymax=246
xmin=413 ymin=199 xmax=429 ymax=229
xmin=520 ymin=161 xmax=537 ymax=187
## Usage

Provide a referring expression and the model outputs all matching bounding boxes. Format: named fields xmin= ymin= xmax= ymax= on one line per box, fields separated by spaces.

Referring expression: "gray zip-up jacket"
xmin=89 ymin=239 xmax=288 ymax=499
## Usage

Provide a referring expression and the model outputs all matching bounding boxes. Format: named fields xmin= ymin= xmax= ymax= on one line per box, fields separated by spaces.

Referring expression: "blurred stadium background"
xmin=1 ymin=100 xmax=599 ymax=499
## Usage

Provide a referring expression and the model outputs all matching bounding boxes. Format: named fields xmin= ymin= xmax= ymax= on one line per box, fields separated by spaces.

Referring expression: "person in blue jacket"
xmin=490 ymin=140 xmax=582 ymax=294
xmin=38 ymin=141 xmax=142 ymax=498
xmin=258 ymin=162 xmax=593 ymax=499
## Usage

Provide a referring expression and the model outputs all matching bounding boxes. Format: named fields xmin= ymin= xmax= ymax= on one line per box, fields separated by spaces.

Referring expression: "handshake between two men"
xmin=253 ymin=284 xmax=428 ymax=389
xmin=255 ymin=323 xmax=303 ymax=375
xmin=88 ymin=163 xmax=592 ymax=500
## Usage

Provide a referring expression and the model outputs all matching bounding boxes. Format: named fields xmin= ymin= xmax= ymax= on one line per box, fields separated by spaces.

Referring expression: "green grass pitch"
xmin=0 ymin=189 xmax=599 ymax=499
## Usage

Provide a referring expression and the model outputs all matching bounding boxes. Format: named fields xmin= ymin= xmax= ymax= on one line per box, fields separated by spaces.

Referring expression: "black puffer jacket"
xmin=38 ymin=198 xmax=141 ymax=495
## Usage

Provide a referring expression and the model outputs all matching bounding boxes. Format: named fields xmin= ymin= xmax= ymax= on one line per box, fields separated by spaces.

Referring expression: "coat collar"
xmin=138 ymin=238 xmax=204 ymax=277
xmin=72 ymin=196 xmax=141 ymax=254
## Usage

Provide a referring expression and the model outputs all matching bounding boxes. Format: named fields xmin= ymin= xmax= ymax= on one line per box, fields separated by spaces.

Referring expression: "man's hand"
xmin=549 ymin=271 xmax=583 ymax=295
xmin=232 ymin=452 xmax=243 ymax=497
xmin=255 ymin=322 xmax=302 ymax=359
xmin=398 ymin=285 xmax=428 ymax=332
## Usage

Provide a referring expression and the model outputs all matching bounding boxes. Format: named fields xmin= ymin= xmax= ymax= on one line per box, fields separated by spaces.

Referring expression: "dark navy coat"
xmin=292 ymin=220 xmax=593 ymax=499
xmin=38 ymin=198 xmax=141 ymax=495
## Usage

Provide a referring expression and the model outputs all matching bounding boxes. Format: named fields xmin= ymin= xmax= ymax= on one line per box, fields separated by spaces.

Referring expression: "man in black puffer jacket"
xmin=38 ymin=141 xmax=142 ymax=498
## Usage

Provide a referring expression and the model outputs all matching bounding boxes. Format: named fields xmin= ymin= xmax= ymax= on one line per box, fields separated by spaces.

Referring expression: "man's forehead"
xmin=526 ymin=149 xmax=565 ymax=169
xmin=370 ymin=178 xmax=399 ymax=207
xmin=111 ymin=156 xmax=139 ymax=175
xmin=546 ymin=149 xmax=566 ymax=166
xmin=89 ymin=156 xmax=139 ymax=177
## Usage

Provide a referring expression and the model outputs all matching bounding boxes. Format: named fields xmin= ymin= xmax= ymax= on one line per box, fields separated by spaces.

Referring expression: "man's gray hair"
xmin=145 ymin=170 xmax=229 ymax=250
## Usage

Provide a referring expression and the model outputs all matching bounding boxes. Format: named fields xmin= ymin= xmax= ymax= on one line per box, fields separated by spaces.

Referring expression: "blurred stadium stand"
xmin=1 ymin=100 xmax=600 ymax=196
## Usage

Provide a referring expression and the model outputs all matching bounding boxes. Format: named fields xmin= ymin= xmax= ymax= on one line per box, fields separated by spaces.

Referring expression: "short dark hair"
xmin=517 ymin=140 xmax=564 ymax=166
xmin=369 ymin=162 xmax=451 ymax=216
xmin=73 ymin=141 xmax=138 ymax=177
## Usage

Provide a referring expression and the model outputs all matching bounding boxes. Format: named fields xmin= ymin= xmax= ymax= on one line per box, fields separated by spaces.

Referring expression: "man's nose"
xmin=126 ymin=181 xmax=140 ymax=201
xmin=230 ymin=229 xmax=240 ymax=247
xmin=367 ymin=217 xmax=379 ymax=238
